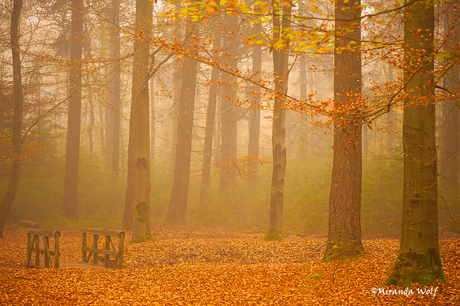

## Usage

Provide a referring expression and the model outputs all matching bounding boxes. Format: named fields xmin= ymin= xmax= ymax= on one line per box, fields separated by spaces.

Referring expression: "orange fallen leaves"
xmin=0 ymin=227 xmax=459 ymax=305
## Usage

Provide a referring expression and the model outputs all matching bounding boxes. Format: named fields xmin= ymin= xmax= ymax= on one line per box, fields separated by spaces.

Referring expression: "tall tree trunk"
xmin=165 ymin=21 xmax=199 ymax=224
xmin=298 ymin=55 xmax=309 ymax=156
xmin=248 ymin=42 xmax=261 ymax=180
xmin=323 ymin=0 xmax=365 ymax=261
xmin=199 ymin=37 xmax=221 ymax=205
xmin=440 ymin=0 xmax=459 ymax=231
xmin=150 ymin=77 xmax=155 ymax=163
xmin=0 ymin=0 xmax=23 ymax=238
xmin=123 ymin=0 xmax=152 ymax=241
xmin=219 ymin=13 xmax=239 ymax=193
xmin=110 ymin=0 xmax=121 ymax=182
xmin=264 ymin=0 xmax=292 ymax=241
xmin=63 ymin=0 xmax=83 ymax=219
xmin=386 ymin=0 xmax=445 ymax=286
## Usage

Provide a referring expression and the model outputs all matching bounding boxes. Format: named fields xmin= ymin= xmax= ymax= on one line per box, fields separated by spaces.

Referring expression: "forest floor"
xmin=0 ymin=226 xmax=459 ymax=305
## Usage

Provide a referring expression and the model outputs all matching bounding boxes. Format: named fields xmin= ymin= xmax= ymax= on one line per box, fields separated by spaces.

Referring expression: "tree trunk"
xmin=63 ymin=0 xmax=83 ymax=219
xmin=440 ymin=0 xmax=459 ymax=231
xmin=264 ymin=0 xmax=291 ymax=241
xmin=248 ymin=41 xmax=261 ymax=180
xmin=110 ymin=0 xmax=121 ymax=182
xmin=386 ymin=0 xmax=445 ymax=286
xmin=150 ymin=77 xmax=155 ymax=163
xmin=165 ymin=21 xmax=199 ymax=224
xmin=0 ymin=0 xmax=23 ymax=238
xmin=323 ymin=0 xmax=365 ymax=261
xmin=219 ymin=13 xmax=239 ymax=193
xmin=199 ymin=37 xmax=221 ymax=205
xmin=123 ymin=0 xmax=152 ymax=241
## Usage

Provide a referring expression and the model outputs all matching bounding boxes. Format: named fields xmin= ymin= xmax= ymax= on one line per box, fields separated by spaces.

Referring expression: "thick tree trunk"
xmin=63 ymin=0 xmax=83 ymax=219
xmin=386 ymin=0 xmax=445 ymax=286
xmin=323 ymin=0 xmax=365 ymax=261
xmin=440 ymin=0 xmax=459 ymax=231
xmin=123 ymin=0 xmax=152 ymax=241
xmin=248 ymin=42 xmax=261 ymax=180
xmin=199 ymin=37 xmax=221 ymax=205
xmin=264 ymin=0 xmax=291 ymax=241
xmin=165 ymin=21 xmax=199 ymax=224
xmin=219 ymin=13 xmax=239 ymax=193
xmin=0 ymin=0 xmax=23 ymax=238
xmin=109 ymin=0 xmax=121 ymax=182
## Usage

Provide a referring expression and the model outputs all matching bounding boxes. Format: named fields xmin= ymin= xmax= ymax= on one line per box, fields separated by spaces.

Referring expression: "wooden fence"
xmin=25 ymin=229 xmax=60 ymax=268
xmin=81 ymin=228 xmax=125 ymax=269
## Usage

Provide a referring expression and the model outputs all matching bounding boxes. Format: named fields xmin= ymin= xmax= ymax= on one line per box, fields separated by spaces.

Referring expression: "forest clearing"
xmin=0 ymin=227 xmax=459 ymax=305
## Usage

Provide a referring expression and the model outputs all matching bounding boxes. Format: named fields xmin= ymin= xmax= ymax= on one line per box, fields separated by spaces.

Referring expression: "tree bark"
xmin=219 ymin=13 xmax=239 ymax=193
xmin=264 ymin=0 xmax=291 ymax=241
xmin=323 ymin=0 xmax=365 ymax=261
xmin=109 ymin=0 xmax=121 ymax=182
xmin=63 ymin=0 xmax=83 ymax=219
xmin=199 ymin=36 xmax=221 ymax=205
xmin=123 ymin=0 xmax=152 ymax=242
xmin=0 ymin=0 xmax=23 ymax=238
xmin=440 ymin=0 xmax=459 ymax=231
xmin=386 ymin=0 xmax=445 ymax=286
xmin=165 ymin=21 xmax=199 ymax=224
xmin=248 ymin=41 xmax=261 ymax=180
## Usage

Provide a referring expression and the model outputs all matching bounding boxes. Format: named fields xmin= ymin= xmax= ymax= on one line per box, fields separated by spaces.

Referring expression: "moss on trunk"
xmin=322 ymin=237 xmax=366 ymax=262
xmin=386 ymin=249 xmax=446 ymax=287
xmin=264 ymin=229 xmax=283 ymax=241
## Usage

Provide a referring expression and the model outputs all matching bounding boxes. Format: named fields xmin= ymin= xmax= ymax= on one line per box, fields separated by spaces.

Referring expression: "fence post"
xmin=92 ymin=235 xmax=99 ymax=265
xmin=118 ymin=232 xmax=124 ymax=269
xmin=105 ymin=236 xmax=111 ymax=268
xmin=54 ymin=231 xmax=60 ymax=268
xmin=82 ymin=232 xmax=87 ymax=262
xmin=44 ymin=236 xmax=50 ymax=268
xmin=34 ymin=234 xmax=40 ymax=266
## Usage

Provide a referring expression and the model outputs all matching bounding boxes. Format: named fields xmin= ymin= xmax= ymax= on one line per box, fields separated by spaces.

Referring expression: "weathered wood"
xmin=118 ymin=232 xmax=124 ymax=269
xmin=81 ymin=228 xmax=124 ymax=269
xmin=92 ymin=235 xmax=99 ymax=265
xmin=105 ymin=236 xmax=111 ymax=267
xmin=26 ymin=228 xmax=59 ymax=237
xmin=34 ymin=234 xmax=39 ymax=266
xmin=43 ymin=236 xmax=50 ymax=268
xmin=81 ymin=246 xmax=120 ymax=257
xmin=54 ymin=231 xmax=60 ymax=268
xmin=19 ymin=220 xmax=41 ymax=229
xmin=25 ymin=230 xmax=60 ymax=268
xmin=82 ymin=232 xmax=87 ymax=262
xmin=82 ymin=228 xmax=124 ymax=237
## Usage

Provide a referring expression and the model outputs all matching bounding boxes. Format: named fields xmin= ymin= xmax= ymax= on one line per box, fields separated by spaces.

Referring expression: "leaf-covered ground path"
xmin=1 ymin=227 xmax=459 ymax=305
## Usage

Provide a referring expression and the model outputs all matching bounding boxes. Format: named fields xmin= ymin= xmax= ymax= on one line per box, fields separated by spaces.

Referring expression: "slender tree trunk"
xmin=386 ymin=0 xmax=445 ymax=286
xmin=0 ymin=0 xmax=23 ymax=238
xmin=323 ymin=0 xmax=365 ymax=261
xmin=123 ymin=0 xmax=152 ymax=241
xmin=150 ymin=77 xmax=155 ymax=163
xmin=219 ymin=13 xmax=239 ymax=193
xmin=248 ymin=42 xmax=261 ymax=180
xmin=63 ymin=0 xmax=83 ymax=219
xmin=264 ymin=0 xmax=292 ymax=241
xmin=298 ymin=55 xmax=309 ymax=156
xmin=165 ymin=21 xmax=199 ymax=224
xmin=199 ymin=37 xmax=221 ymax=205
xmin=110 ymin=0 xmax=121 ymax=182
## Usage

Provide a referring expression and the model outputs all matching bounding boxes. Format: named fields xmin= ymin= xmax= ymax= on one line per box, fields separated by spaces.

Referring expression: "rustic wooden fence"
xmin=25 ymin=229 xmax=60 ymax=268
xmin=81 ymin=228 xmax=125 ymax=269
